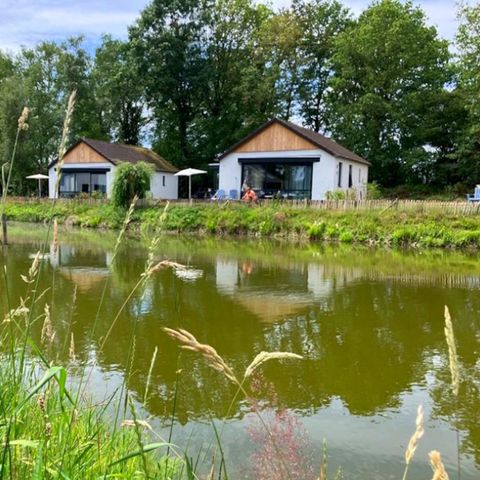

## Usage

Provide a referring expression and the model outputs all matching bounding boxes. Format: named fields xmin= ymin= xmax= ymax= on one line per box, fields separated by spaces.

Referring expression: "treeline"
xmin=1 ymin=0 xmax=480 ymax=194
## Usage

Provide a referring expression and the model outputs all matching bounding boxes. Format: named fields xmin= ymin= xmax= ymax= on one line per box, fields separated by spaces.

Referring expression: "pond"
xmin=1 ymin=224 xmax=479 ymax=479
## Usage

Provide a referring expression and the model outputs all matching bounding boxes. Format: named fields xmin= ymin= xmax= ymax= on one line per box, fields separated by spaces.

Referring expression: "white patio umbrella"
xmin=174 ymin=168 xmax=207 ymax=200
xmin=26 ymin=173 xmax=49 ymax=197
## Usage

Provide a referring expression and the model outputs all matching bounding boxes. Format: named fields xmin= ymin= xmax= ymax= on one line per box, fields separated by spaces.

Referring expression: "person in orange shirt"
xmin=242 ymin=186 xmax=257 ymax=203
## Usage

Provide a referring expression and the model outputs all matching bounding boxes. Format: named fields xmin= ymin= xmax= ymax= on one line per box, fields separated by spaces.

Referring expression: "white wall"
xmin=334 ymin=160 xmax=368 ymax=199
xmin=218 ymin=149 xmax=368 ymax=200
xmin=49 ymin=165 xmax=179 ymax=200
xmin=150 ymin=172 xmax=178 ymax=199
xmin=48 ymin=163 xmax=116 ymax=199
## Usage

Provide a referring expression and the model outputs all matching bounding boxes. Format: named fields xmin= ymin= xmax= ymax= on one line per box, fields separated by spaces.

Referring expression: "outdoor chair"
xmin=228 ymin=189 xmax=239 ymax=200
xmin=211 ymin=189 xmax=226 ymax=201
xmin=466 ymin=185 xmax=480 ymax=202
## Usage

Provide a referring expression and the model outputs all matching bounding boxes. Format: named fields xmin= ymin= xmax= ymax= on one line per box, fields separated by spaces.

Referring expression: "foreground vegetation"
xmin=4 ymin=199 xmax=480 ymax=249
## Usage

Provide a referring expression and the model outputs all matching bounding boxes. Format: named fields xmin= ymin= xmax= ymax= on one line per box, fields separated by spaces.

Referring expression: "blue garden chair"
xmin=211 ymin=189 xmax=226 ymax=201
xmin=467 ymin=186 xmax=480 ymax=202
xmin=228 ymin=189 xmax=239 ymax=200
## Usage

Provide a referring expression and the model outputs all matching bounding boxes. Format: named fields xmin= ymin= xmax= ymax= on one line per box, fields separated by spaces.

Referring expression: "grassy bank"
xmin=4 ymin=199 xmax=480 ymax=248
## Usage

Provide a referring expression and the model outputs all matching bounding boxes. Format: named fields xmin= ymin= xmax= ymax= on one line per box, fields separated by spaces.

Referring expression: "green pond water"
xmin=1 ymin=224 xmax=479 ymax=479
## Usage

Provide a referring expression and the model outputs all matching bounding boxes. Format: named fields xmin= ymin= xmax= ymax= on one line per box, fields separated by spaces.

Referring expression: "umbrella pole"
xmin=38 ymin=179 xmax=41 ymax=198
xmin=189 ymin=176 xmax=192 ymax=203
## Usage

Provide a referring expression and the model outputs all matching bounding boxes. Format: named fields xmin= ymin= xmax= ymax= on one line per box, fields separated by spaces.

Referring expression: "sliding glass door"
xmin=59 ymin=170 xmax=107 ymax=197
xmin=241 ymin=162 xmax=313 ymax=199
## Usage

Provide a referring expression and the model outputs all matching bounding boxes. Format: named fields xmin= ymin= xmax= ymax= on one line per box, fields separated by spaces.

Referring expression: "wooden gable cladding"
xmin=233 ymin=122 xmax=318 ymax=153
xmin=63 ymin=142 xmax=109 ymax=164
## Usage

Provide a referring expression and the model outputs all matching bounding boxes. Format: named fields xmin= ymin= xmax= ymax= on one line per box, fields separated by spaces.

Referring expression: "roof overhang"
xmin=238 ymin=157 xmax=320 ymax=165
xmin=217 ymin=118 xmax=370 ymax=166
xmin=48 ymin=139 xmax=115 ymax=169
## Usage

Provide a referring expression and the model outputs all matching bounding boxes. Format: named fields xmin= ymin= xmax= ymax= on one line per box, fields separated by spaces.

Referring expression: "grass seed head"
xmin=69 ymin=333 xmax=76 ymax=362
xmin=244 ymin=351 xmax=303 ymax=379
xmin=163 ymin=327 xmax=238 ymax=384
xmin=429 ymin=450 xmax=449 ymax=480
xmin=41 ymin=304 xmax=55 ymax=346
xmin=18 ymin=107 xmax=29 ymax=131
xmin=405 ymin=404 xmax=424 ymax=465
xmin=444 ymin=306 xmax=460 ymax=397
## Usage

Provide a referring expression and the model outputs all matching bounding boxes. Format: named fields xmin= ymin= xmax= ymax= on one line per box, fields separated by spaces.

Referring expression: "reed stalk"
xmin=401 ymin=404 xmax=424 ymax=480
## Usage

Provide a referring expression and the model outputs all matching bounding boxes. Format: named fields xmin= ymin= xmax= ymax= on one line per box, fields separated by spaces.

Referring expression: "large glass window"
xmin=59 ymin=173 xmax=75 ymax=194
xmin=242 ymin=163 xmax=313 ymax=199
xmin=58 ymin=171 xmax=107 ymax=197
xmin=91 ymin=173 xmax=107 ymax=193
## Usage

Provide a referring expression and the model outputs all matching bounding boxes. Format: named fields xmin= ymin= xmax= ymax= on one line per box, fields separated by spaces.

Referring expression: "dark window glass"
xmin=91 ymin=173 xmax=106 ymax=193
xmin=242 ymin=163 xmax=312 ymax=199
xmin=338 ymin=162 xmax=343 ymax=188
xmin=348 ymin=165 xmax=353 ymax=188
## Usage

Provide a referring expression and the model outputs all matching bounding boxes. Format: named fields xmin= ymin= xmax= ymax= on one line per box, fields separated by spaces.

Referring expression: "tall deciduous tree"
xmin=130 ymin=0 xmax=278 ymax=167
xmin=129 ymin=0 xmax=207 ymax=167
xmin=94 ymin=36 xmax=146 ymax=145
xmin=293 ymin=0 xmax=351 ymax=132
xmin=196 ymin=0 xmax=275 ymax=160
xmin=0 ymin=38 xmax=104 ymax=194
xmin=327 ymin=0 xmax=450 ymax=186
xmin=456 ymin=2 xmax=480 ymax=186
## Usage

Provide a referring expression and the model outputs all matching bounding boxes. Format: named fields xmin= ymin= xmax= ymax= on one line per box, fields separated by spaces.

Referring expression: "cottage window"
xmin=241 ymin=162 xmax=313 ymax=199
xmin=348 ymin=165 xmax=353 ymax=188
xmin=338 ymin=162 xmax=343 ymax=188
xmin=162 ymin=175 xmax=166 ymax=187
xmin=58 ymin=171 xmax=107 ymax=197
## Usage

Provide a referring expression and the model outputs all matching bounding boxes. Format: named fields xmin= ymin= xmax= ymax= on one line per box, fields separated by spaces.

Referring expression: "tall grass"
xmin=0 ymin=99 xmax=187 ymax=479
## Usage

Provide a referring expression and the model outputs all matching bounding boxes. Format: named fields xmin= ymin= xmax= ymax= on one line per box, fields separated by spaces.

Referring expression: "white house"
xmin=48 ymin=138 xmax=178 ymax=199
xmin=217 ymin=118 xmax=369 ymax=200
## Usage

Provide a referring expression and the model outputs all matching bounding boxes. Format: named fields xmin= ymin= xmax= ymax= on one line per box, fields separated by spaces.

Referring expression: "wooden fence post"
xmin=1 ymin=213 xmax=7 ymax=246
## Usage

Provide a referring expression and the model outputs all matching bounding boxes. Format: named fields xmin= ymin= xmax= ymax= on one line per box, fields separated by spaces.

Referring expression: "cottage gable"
xmin=62 ymin=142 xmax=109 ymax=164
xmin=233 ymin=122 xmax=318 ymax=153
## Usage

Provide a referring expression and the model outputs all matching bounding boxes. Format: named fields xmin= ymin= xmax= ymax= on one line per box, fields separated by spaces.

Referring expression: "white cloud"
xmin=0 ymin=0 xmax=459 ymax=54
xmin=0 ymin=0 xmax=145 ymax=52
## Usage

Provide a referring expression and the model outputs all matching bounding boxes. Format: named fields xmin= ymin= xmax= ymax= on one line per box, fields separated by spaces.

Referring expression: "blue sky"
xmin=0 ymin=0 xmax=458 ymax=54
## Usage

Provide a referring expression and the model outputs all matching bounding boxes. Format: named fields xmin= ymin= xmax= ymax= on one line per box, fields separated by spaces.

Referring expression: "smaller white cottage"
xmin=217 ymin=118 xmax=369 ymax=200
xmin=48 ymin=138 xmax=178 ymax=199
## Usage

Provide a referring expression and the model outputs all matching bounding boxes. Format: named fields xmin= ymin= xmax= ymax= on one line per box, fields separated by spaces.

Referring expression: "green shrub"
xmin=367 ymin=181 xmax=382 ymax=199
xmin=307 ymin=222 xmax=326 ymax=240
xmin=339 ymin=230 xmax=354 ymax=243
xmin=325 ymin=189 xmax=347 ymax=200
xmin=112 ymin=162 xmax=153 ymax=208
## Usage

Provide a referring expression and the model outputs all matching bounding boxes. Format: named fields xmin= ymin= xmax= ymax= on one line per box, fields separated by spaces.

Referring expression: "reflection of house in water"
xmin=215 ymin=257 xmax=362 ymax=322
xmin=50 ymin=243 xmax=111 ymax=292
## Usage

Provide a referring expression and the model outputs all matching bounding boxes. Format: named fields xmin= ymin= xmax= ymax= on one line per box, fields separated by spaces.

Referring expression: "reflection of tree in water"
xmin=120 ymin=281 xmax=478 ymax=425
xmin=2 ymin=237 xmax=480 ymax=469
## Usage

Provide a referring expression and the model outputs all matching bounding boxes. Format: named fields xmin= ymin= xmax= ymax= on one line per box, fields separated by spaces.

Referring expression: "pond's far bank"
xmin=3 ymin=199 xmax=480 ymax=249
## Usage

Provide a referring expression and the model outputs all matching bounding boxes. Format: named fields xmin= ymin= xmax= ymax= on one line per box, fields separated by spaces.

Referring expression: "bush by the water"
xmin=111 ymin=162 xmax=153 ymax=208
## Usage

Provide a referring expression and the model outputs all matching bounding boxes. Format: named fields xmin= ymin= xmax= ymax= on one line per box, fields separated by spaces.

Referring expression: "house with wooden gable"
xmin=217 ymin=118 xmax=369 ymax=200
xmin=48 ymin=138 xmax=179 ymax=199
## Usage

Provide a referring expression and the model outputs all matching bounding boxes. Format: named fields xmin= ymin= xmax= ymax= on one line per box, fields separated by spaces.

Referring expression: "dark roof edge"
xmin=276 ymin=119 xmax=370 ymax=166
xmin=48 ymin=138 xmax=115 ymax=169
xmin=218 ymin=118 xmax=370 ymax=166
